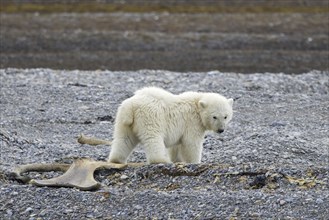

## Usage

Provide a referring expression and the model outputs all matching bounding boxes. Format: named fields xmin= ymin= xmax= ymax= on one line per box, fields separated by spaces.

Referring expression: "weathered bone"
xmin=13 ymin=163 xmax=70 ymax=183
xmin=77 ymin=134 xmax=111 ymax=146
xmin=13 ymin=158 xmax=129 ymax=191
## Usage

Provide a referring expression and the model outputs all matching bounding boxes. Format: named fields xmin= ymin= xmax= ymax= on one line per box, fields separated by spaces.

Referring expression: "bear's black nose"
xmin=217 ymin=129 xmax=224 ymax=133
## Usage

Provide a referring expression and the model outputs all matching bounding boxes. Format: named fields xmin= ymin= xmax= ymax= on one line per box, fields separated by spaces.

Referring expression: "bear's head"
xmin=198 ymin=93 xmax=233 ymax=133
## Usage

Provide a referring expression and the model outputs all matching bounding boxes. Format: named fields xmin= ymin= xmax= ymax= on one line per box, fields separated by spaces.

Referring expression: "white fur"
xmin=108 ymin=87 xmax=233 ymax=164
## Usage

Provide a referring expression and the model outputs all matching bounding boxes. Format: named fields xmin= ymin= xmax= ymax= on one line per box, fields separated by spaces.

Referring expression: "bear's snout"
xmin=217 ymin=129 xmax=224 ymax=134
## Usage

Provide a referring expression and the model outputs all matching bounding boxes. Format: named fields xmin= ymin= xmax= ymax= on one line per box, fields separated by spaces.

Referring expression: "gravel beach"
xmin=0 ymin=68 xmax=328 ymax=219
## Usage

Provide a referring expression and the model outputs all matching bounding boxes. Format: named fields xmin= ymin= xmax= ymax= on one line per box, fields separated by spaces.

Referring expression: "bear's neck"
xmin=177 ymin=92 xmax=207 ymax=132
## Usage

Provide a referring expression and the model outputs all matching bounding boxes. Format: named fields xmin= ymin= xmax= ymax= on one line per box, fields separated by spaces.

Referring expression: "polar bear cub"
xmin=108 ymin=87 xmax=233 ymax=164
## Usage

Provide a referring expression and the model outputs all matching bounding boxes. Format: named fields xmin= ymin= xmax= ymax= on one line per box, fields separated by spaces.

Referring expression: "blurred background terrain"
xmin=0 ymin=0 xmax=328 ymax=73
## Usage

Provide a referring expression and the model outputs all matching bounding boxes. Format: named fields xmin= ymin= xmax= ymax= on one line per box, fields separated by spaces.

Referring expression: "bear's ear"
xmin=228 ymin=98 xmax=234 ymax=107
xmin=198 ymin=100 xmax=207 ymax=109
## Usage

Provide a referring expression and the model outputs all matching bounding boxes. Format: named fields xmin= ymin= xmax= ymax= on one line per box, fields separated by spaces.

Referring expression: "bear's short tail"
xmin=77 ymin=134 xmax=111 ymax=146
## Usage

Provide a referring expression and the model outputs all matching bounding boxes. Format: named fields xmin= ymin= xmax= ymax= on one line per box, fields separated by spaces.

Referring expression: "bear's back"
xmin=134 ymin=87 xmax=177 ymax=104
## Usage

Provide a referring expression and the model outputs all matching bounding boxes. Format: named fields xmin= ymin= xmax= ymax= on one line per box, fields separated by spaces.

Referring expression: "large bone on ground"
xmin=31 ymin=158 xmax=127 ymax=191
xmin=14 ymin=158 xmax=128 ymax=191
xmin=13 ymin=163 xmax=71 ymax=183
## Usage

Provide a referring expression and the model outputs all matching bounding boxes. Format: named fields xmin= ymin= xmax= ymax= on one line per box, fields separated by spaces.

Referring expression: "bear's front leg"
xmin=167 ymin=144 xmax=184 ymax=162
xmin=142 ymin=136 xmax=171 ymax=164
xmin=180 ymin=138 xmax=203 ymax=163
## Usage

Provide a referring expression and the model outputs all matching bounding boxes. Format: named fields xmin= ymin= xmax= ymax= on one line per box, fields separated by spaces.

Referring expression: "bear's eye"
xmin=224 ymin=116 xmax=228 ymax=119
xmin=213 ymin=116 xmax=217 ymax=120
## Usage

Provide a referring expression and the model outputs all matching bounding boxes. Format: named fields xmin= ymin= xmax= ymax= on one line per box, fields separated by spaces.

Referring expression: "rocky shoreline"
xmin=0 ymin=69 xmax=328 ymax=219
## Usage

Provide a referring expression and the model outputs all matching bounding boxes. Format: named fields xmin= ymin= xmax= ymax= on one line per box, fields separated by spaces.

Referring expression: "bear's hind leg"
xmin=108 ymin=125 xmax=138 ymax=164
xmin=142 ymin=136 xmax=171 ymax=164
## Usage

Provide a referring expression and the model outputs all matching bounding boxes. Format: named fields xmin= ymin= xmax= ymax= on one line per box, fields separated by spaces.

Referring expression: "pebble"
xmin=86 ymin=213 xmax=94 ymax=218
xmin=134 ymin=205 xmax=143 ymax=210
xmin=283 ymin=154 xmax=290 ymax=159
xmin=270 ymin=122 xmax=286 ymax=127
xmin=249 ymin=212 xmax=260 ymax=217
xmin=64 ymin=209 xmax=73 ymax=214
xmin=316 ymin=198 xmax=324 ymax=204
xmin=6 ymin=209 xmax=13 ymax=216
xmin=23 ymin=207 xmax=34 ymax=214
xmin=285 ymin=197 xmax=294 ymax=203
xmin=279 ymin=200 xmax=287 ymax=206
xmin=120 ymin=174 xmax=129 ymax=180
